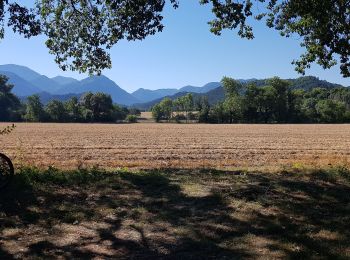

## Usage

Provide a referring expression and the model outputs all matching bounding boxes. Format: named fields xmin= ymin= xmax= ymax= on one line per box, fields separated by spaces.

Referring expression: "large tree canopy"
xmin=0 ymin=75 xmax=20 ymax=121
xmin=1 ymin=0 xmax=350 ymax=77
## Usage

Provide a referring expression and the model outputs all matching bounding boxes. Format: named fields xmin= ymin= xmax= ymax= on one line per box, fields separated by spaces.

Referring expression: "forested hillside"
xmin=151 ymin=77 xmax=350 ymax=124
xmin=134 ymin=76 xmax=345 ymax=110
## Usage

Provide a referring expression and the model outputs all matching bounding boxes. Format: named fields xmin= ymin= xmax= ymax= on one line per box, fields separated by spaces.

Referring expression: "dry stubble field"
xmin=1 ymin=123 xmax=350 ymax=170
xmin=1 ymin=123 xmax=350 ymax=259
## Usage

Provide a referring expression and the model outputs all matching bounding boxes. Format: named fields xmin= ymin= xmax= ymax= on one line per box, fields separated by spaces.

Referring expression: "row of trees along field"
xmin=152 ymin=77 xmax=350 ymax=124
xmin=0 ymin=75 xmax=140 ymax=123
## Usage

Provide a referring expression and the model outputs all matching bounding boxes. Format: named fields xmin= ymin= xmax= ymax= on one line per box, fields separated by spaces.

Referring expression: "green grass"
xmin=0 ymin=166 xmax=349 ymax=259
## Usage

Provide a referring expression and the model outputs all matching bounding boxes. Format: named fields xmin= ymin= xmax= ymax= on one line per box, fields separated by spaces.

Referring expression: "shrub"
xmin=311 ymin=166 xmax=350 ymax=183
xmin=126 ymin=115 xmax=138 ymax=123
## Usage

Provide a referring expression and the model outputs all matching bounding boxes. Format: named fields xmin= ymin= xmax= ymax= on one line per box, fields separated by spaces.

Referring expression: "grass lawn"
xmin=0 ymin=166 xmax=349 ymax=259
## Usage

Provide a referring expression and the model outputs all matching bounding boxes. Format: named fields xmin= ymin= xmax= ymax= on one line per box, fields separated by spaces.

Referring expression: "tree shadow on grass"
xmin=0 ymin=168 xmax=349 ymax=259
xmin=227 ymin=173 xmax=350 ymax=258
xmin=117 ymin=171 xmax=250 ymax=259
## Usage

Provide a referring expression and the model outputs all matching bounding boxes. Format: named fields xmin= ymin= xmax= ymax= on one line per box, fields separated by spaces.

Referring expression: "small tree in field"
xmin=126 ymin=115 xmax=138 ymax=123
xmin=159 ymin=98 xmax=173 ymax=122
xmin=151 ymin=104 xmax=163 ymax=123
xmin=65 ymin=97 xmax=84 ymax=122
xmin=174 ymin=94 xmax=194 ymax=123
xmin=24 ymin=95 xmax=46 ymax=122
xmin=222 ymin=77 xmax=243 ymax=123
xmin=46 ymin=100 xmax=68 ymax=122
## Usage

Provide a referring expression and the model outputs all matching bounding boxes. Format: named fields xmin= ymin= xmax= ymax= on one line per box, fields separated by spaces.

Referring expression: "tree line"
xmin=0 ymin=75 xmax=140 ymax=123
xmin=152 ymin=77 xmax=350 ymax=124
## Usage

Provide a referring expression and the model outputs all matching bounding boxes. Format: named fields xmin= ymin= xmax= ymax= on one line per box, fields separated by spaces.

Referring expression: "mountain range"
xmin=0 ymin=64 xmax=223 ymax=105
xmin=0 ymin=64 xmax=346 ymax=107
xmin=133 ymin=77 xmax=346 ymax=110
xmin=0 ymin=64 xmax=139 ymax=105
xmin=131 ymin=82 xmax=221 ymax=103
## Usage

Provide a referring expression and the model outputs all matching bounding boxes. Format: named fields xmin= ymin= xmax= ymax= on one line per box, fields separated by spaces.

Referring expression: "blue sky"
xmin=1 ymin=1 xmax=349 ymax=92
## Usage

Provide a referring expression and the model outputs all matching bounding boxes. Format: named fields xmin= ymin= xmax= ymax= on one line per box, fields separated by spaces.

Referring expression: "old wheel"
xmin=0 ymin=153 xmax=14 ymax=188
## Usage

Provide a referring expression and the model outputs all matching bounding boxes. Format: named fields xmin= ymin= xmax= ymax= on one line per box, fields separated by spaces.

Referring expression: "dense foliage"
xmin=1 ymin=1 xmax=350 ymax=76
xmin=133 ymin=76 xmax=345 ymax=111
xmin=152 ymin=94 xmax=196 ymax=123
xmin=0 ymin=75 xmax=21 ymax=121
xmin=0 ymin=75 xmax=137 ymax=123
xmin=152 ymin=77 xmax=350 ymax=123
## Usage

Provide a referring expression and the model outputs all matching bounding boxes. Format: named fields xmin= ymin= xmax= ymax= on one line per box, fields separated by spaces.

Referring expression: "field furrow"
xmin=1 ymin=123 xmax=350 ymax=169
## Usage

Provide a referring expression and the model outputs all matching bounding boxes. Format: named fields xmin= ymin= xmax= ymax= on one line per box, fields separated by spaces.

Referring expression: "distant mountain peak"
xmin=0 ymin=64 xmax=42 ymax=81
xmin=56 ymin=74 xmax=140 ymax=105
xmin=51 ymin=76 xmax=79 ymax=86
xmin=0 ymin=64 xmax=139 ymax=105
xmin=0 ymin=70 xmax=42 ymax=96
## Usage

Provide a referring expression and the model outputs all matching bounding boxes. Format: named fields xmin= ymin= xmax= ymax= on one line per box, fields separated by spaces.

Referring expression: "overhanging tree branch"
xmin=0 ymin=0 xmax=349 ymax=77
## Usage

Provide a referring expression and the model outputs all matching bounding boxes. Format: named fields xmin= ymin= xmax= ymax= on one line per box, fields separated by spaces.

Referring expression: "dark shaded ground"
xmin=0 ymin=167 xmax=349 ymax=259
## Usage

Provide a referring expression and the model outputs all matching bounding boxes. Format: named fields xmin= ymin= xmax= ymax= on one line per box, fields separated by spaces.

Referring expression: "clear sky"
xmin=0 ymin=1 xmax=349 ymax=92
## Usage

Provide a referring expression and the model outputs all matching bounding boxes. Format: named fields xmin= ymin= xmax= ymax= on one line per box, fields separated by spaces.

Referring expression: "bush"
xmin=126 ymin=115 xmax=138 ymax=123
xmin=311 ymin=166 xmax=350 ymax=183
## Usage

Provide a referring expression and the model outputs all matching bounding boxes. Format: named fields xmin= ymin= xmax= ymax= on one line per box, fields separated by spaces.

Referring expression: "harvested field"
xmin=1 ymin=123 xmax=350 ymax=170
